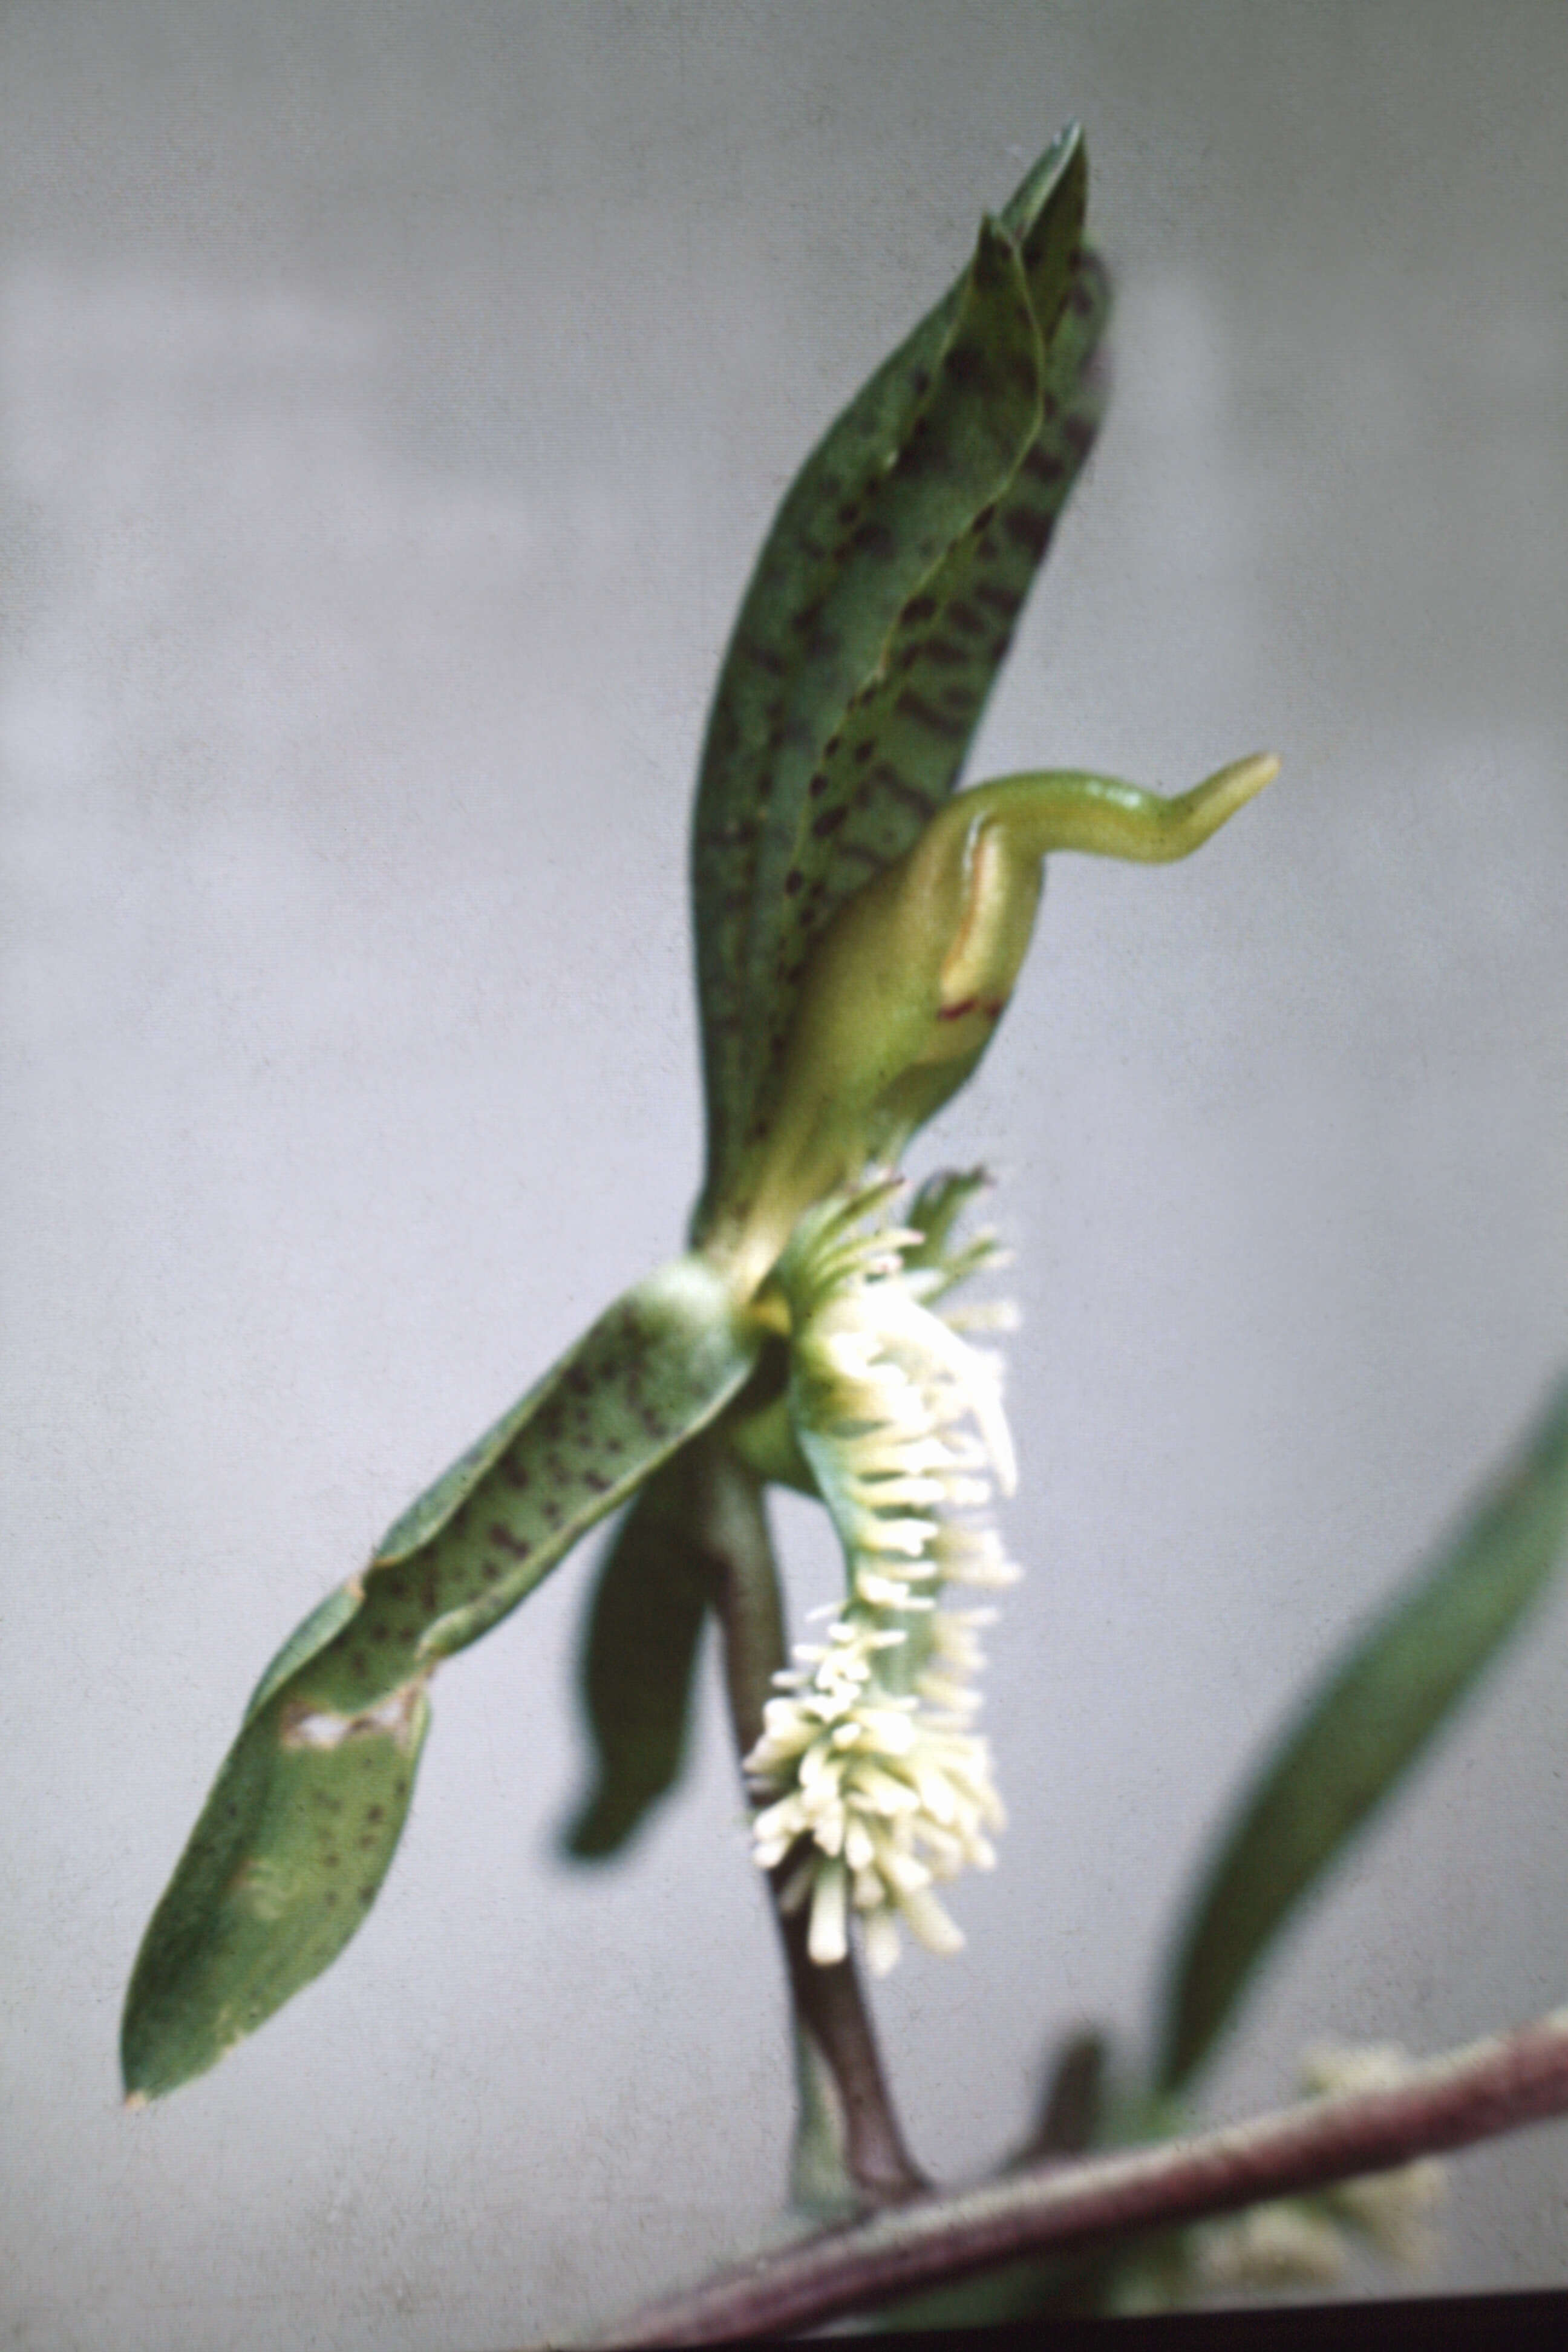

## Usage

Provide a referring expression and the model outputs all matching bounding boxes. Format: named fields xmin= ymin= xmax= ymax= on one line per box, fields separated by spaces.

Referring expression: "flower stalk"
xmin=691 ymin=1433 xmax=926 ymax=2207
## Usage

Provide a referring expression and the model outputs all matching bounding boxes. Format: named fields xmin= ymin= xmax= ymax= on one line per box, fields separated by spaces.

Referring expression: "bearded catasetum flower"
xmin=742 ymin=1178 xmax=1021 ymax=1975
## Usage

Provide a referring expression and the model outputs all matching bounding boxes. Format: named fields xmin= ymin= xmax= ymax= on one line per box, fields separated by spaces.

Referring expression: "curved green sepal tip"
xmin=122 ymin=1681 xmax=430 ymax=2100
xmin=711 ymin=756 xmax=1275 ymax=1289
xmin=1158 ymin=1370 xmax=1568 ymax=2094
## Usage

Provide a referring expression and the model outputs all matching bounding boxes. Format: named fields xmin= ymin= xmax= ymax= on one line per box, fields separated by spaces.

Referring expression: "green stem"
xmin=692 ymin=1437 xmax=927 ymax=2209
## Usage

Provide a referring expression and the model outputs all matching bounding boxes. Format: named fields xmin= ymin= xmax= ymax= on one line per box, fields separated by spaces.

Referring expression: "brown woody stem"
xmin=592 ymin=2004 xmax=1568 ymax=2345
xmin=693 ymin=1437 xmax=926 ymax=2209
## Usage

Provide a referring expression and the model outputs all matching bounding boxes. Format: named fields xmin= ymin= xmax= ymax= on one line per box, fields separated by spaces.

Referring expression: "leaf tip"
xmin=560 ymin=1792 xmax=635 ymax=1863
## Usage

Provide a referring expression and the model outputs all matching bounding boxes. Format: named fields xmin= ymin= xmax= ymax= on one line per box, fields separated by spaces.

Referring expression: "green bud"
xmin=707 ymin=754 xmax=1278 ymax=1293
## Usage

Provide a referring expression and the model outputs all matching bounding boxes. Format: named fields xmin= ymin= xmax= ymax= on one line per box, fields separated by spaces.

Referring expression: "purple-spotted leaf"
xmin=122 ymin=1256 xmax=760 ymax=2097
xmin=322 ymin=1254 xmax=756 ymax=1710
xmin=692 ymin=126 xmax=1110 ymax=1237
xmin=764 ymin=255 xmax=1110 ymax=1037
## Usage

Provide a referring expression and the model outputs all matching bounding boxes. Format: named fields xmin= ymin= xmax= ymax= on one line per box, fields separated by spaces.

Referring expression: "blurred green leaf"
xmin=692 ymin=126 xmax=1109 ymax=1235
xmin=1158 ymin=1371 xmax=1568 ymax=2094
xmin=123 ymin=1256 xmax=760 ymax=2097
xmin=1022 ymin=2025 xmax=1109 ymax=2163
xmin=563 ymin=1449 xmax=714 ymax=1859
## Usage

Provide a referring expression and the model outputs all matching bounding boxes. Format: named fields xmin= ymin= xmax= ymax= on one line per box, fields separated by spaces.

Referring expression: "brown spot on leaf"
xmin=871 ymin=765 xmax=939 ymax=820
xmin=1023 ymin=444 xmax=1066 ymax=486
xmin=893 ymin=690 xmax=965 ymax=742
xmin=1004 ymin=507 xmax=1051 ymax=558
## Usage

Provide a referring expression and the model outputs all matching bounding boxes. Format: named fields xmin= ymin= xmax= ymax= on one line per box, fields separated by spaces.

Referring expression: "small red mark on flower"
xmin=938 ymin=996 xmax=1008 ymax=1024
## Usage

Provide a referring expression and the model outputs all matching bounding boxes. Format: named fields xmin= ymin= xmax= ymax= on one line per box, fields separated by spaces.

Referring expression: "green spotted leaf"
xmin=122 ymin=1683 xmax=430 ymax=2102
xmin=562 ymin=1448 xmax=715 ymax=1860
xmin=123 ymin=1255 xmax=760 ymax=2097
xmin=1158 ymin=1371 xmax=1568 ymax=2094
xmin=692 ymin=125 xmax=1111 ymax=1236
xmin=697 ymin=212 xmax=1042 ymax=1123
xmin=769 ymin=252 xmax=1109 ymax=1008
xmin=314 ymin=1254 xmax=758 ymax=1714
xmin=370 ymin=1362 xmax=564 ymax=1563
xmin=244 ymin=1583 xmax=364 ymax=1723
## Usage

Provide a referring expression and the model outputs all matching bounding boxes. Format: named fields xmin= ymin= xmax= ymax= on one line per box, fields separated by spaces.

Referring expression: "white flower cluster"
xmin=1183 ymin=2042 xmax=1447 ymax=2302
xmin=1298 ymin=2042 xmax=1448 ymax=2267
xmin=744 ymin=1178 xmax=1020 ymax=1976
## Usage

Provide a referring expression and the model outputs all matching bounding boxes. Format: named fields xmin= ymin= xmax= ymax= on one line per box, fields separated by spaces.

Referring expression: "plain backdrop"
xmin=3 ymin=5 xmax=1566 ymax=2345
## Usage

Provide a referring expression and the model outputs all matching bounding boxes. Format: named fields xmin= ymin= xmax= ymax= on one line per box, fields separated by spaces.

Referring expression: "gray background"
xmin=4 ymin=4 xmax=1566 ymax=2344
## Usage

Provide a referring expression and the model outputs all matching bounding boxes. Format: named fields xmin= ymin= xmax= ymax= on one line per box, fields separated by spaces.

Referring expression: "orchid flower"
xmin=122 ymin=123 xmax=1273 ymax=2101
